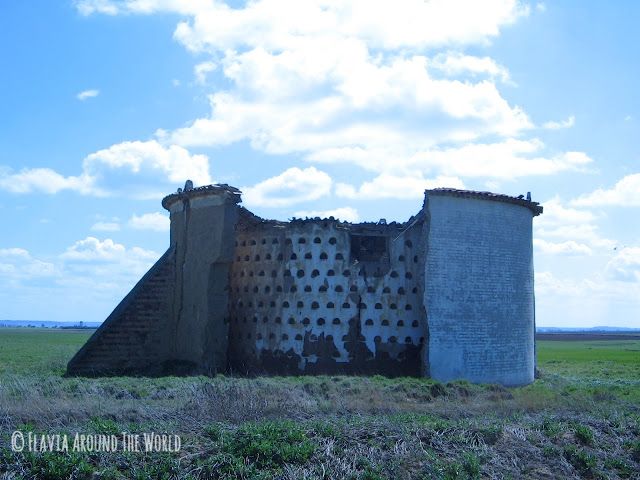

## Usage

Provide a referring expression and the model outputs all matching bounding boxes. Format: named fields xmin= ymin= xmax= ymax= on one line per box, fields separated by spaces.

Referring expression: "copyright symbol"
xmin=11 ymin=431 xmax=24 ymax=452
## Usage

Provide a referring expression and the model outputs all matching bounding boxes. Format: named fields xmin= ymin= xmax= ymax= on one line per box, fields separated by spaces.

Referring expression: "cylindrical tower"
xmin=422 ymin=189 xmax=542 ymax=386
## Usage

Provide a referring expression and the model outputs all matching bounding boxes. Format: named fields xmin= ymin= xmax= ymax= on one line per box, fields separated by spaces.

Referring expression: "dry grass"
xmin=0 ymin=330 xmax=639 ymax=478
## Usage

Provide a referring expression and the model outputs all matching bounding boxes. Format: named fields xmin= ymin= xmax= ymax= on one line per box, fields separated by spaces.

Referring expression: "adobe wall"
xmin=166 ymin=188 xmax=240 ymax=375
xmin=227 ymin=214 xmax=427 ymax=375
xmin=423 ymin=192 xmax=536 ymax=386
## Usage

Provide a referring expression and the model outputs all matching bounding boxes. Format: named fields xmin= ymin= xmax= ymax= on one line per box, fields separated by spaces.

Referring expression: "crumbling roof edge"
xmin=161 ymin=184 xmax=242 ymax=210
xmin=237 ymin=205 xmax=423 ymax=232
xmin=425 ymin=188 xmax=543 ymax=216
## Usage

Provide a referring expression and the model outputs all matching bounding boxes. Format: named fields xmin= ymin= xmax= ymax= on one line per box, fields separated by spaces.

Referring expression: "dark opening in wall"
xmin=350 ymin=234 xmax=388 ymax=262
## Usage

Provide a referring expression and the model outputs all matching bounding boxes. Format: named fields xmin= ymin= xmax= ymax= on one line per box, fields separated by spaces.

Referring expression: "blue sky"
xmin=1 ymin=0 xmax=638 ymax=327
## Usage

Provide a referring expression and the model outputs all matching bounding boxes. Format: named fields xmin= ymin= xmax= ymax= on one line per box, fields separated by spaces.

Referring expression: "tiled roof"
xmin=161 ymin=184 xmax=242 ymax=210
xmin=426 ymin=188 xmax=543 ymax=215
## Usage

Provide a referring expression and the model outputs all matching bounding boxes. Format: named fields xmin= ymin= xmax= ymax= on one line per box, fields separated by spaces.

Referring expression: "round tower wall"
xmin=423 ymin=193 xmax=535 ymax=386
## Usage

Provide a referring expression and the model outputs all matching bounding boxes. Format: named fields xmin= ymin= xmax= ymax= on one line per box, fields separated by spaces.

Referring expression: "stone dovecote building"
xmin=67 ymin=182 xmax=543 ymax=386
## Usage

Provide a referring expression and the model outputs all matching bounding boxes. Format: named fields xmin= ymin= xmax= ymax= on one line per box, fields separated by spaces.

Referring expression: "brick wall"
xmin=424 ymin=194 xmax=535 ymax=386
xmin=66 ymin=248 xmax=175 ymax=376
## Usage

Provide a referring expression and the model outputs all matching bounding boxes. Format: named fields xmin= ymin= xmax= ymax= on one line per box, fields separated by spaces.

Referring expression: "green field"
xmin=0 ymin=328 xmax=638 ymax=479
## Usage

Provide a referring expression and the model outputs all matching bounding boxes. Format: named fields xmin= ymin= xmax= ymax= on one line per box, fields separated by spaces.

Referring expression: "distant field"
xmin=0 ymin=328 xmax=94 ymax=375
xmin=0 ymin=328 xmax=638 ymax=479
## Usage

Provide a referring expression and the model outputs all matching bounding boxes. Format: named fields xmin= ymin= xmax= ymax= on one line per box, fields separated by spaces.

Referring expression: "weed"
xmin=204 ymin=423 xmax=226 ymax=442
xmin=572 ymin=423 xmax=594 ymax=446
xmin=223 ymin=420 xmax=315 ymax=470
xmin=478 ymin=424 xmax=502 ymax=444
xmin=89 ymin=417 xmax=120 ymax=436
xmin=563 ymin=445 xmax=597 ymax=476
xmin=462 ymin=452 xmax=481 ymax=479
xmin=443 ymin=461 xmax=465 ymax=480
xmin=622 ymin=439 xmax=640 ymax=461
xmin=540 ymin=417 xmax=562 ymax=438
xmin=604 ymin=457 xmax=633 ymax=478
xmin=20 ymin=451 xmax=94 ymax=479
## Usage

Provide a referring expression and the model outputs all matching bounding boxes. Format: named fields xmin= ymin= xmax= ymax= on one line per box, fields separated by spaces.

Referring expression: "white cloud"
xmin=91 ymin=221 xmax=121 ymax=232
xmin=535 ymin=196 xmax=596 ymax=227
xmin=326 ymin=140 xmax=592 ymax=180
xmin=293 ymin=207 xmax=359 ymax=223
xmin=533 ymin=239 xmax=592 ymax=256
xmin=0 ymin=167 xmax=97 ymax=195
xmin=128 ymin=212 xmax=169 ymax=231
xmin=534 ymin=196 xmax=614 ymax=253
xmin=430 ymin=52 xmax=511 ymax=83
xmin=336 ymin=173 xmax=464 ymax=200
xmin=606 ymin=247 xmax=640 ymax=283
xmin=77 ymin=0 xmax=579 ymax=185
xmin=571 ymin=173 xmax=640 ymax=207
xmin=60 ymin=237 xmax=158 ymax=277
xmin=535 ymin=268 xmax=640 ymax=328
xmin=84 ymin=140 xmax=211 ymax=186
xmin=0 ymin=248 xmax=56 ymax=279
xmin=75 ymin=0 xmax=119 ymax=15
xmin=77 ymin=1 xmax=529 ymax=50
xmin=0 ymin=140 xmax=211 ymax=198
xmin=77 ymin=89 xmax=100 ymax=101
xmin=194 ymin=61 xmax=216 ymax=84
xmin=167 ymin=53 xmax=533 ymax=155
xmin=542 ymin=115 xmax=575 ymax=130
xmin=61 ymin=237 xmax=127 ymax=261
xmin=242 ymin=167 xmax=332 ymax=208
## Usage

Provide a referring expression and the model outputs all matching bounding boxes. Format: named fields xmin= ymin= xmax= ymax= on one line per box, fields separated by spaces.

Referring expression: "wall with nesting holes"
xmin=228 ymin=219 xmax=427 ymax=375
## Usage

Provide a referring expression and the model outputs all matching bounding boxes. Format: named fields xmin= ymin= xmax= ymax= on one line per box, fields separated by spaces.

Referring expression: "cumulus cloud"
xmin=0 ymin=140 xmax=210 ymax=198
xmin=84 ymin=140 xmax=211 ymax=185
xmin=242 ymin=167 xmax=332 ymax=208
xmin=542 ymin=115 xmax=575 ymax=130
xmin=535 ymin=268 xmax=640 ymax=327
xmin=60 ymin=237 xmax=158 ymax=278
xmin=293 ymin=207 xmax=359 ymax=222
xmin=194 ymin=61 xmax=216 ymax=84
xmin=0 ymin=248 xmax=57 ymax=279
xmin=533 ymin=196 xmax=614 ymax=253
xmin=535 ymin=196 xmax=596 ymax=227
xmin=571 ymin=173 xmax=640 ymax=207
xmin=74 ymin=0 xmax=595 ymax=186
xmin=128 ymin=212 xmax=170 ymax=231
xmin=533 ymin=239 xmax=592 ymax=256
xmin=606 ymin=247 xmax=640 ymax=283
xmin=336 ymin=174 xmax=464 ymax=200
xmin=77 ymin=0 xmax=529 ymax=49
xmin=0 ymin=167 xmax=97 ymax=195
xmin=77 ymin=89 xmax=100 ymax=101
xmin=430 ymin=52 xmax=511 ymax=83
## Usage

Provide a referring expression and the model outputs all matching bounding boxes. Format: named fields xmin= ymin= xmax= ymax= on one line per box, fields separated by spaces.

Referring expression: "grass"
xmin=0 ymin=328 xmax=93 ymax=375
xmin=537 ymin=339 xmax=640 ymax=381
xmin=0 ymin=328 xmax=639 ymax=479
